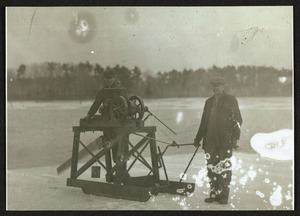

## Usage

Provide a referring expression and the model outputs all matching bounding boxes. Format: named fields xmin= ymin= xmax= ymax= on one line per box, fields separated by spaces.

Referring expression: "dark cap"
xmin=210 ymin=76 xmax=227 ymax=86
xmin=103 ymin=70 xmax=115 ymax=78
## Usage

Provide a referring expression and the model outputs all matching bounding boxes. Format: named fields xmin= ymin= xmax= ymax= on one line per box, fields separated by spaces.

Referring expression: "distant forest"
xmin=7 ymin=62 xmax=292 ymax=101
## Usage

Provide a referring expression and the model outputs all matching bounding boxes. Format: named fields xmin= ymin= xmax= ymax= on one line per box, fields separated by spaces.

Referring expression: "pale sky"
xmin=6 ymin=6 xmax=293 ymax=73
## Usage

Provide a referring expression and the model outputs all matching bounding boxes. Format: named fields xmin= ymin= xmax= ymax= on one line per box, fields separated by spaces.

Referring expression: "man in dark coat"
xmin=84 ymin=70 xmax=120 ymax=120
xmin=83 ymin=70 xmax=129 ymax=183
xmin=193 ymin=76 xmax=242 ymax=204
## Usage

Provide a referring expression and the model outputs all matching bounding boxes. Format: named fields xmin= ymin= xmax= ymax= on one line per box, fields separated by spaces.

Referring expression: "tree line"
xmin=7 ymin=62 xmax=292 ymax=101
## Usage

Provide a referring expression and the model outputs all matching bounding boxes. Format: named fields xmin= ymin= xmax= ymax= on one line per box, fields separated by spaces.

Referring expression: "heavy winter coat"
xmin=195 ymin=92 xmax=243 ymax=150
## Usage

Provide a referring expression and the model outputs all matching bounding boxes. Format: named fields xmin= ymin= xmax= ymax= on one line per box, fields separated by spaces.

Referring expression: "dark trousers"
xmin=103 ymin=129 xmax=129 ymax=182
xmin=103 ymin=129 xmax=129 ymax=163
xmin=205 ymin=144 xmax=232 ymax=200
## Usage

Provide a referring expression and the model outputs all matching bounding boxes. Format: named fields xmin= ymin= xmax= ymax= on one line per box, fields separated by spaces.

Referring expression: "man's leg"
xmin=205 ymin=148 xmax=220 ymax=203
xmin=216 ymin=148 xmax=233 ymax=204
xmin=114 ymin=134 xmax=130 ymax=184
xmin=103 ymin=130 xmax=115 ymax=182
xmin=218 ymin=169 xmax=232 ymax=203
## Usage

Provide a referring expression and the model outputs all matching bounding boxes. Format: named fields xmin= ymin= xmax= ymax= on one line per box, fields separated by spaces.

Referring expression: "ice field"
xmin=6 ymin=97 xmax=293 ymax=210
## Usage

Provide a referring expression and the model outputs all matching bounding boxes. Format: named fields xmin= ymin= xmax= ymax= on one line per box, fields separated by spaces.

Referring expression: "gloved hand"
xmin=193 ymin=139 xmax=201 ymax=147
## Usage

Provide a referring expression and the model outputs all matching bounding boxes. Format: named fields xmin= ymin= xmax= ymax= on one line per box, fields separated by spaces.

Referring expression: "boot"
xmin=217 ymin=198 xmax=228 ymax=204
xmin=113 ymin=160 xmax=129 ymax=184
xmin=204 ymin=192 xmax=219 ymax=203
xmin=204 ymin=197 xmax=217 ymax=203
xmin=216 ymin=194 xmax=229 ymax=204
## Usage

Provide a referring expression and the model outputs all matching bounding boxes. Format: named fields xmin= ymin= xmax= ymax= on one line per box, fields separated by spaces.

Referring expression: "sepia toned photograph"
xmin=6 ymin=6 xmax=293 ymax=210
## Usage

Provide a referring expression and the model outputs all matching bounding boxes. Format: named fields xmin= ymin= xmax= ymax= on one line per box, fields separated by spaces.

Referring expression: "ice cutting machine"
xmin=65 ymin=88 xmax=195 ymax=201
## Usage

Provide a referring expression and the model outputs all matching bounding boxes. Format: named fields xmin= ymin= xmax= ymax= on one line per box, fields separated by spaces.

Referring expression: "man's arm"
xmin=232 ymin=96 xmax=242 ymax=126
xmin=231 ymin=96 xmax=242 ymax=146
xmin=84 ymin=91 xmax=103 ymax=119
xmin=194 ymin=101 xmax=209 ymax=147
xmin=86 ymin=99 xmax=102 ymax=117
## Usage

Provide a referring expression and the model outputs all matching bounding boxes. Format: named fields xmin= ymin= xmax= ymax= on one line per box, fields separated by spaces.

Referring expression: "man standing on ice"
xmin=83 ymin=70 xmax=129 ymax=183
xmin=193 ymin=76 xmax=242 ymax=204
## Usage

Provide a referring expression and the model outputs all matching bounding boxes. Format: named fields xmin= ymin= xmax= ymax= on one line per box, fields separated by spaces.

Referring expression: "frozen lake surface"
xmin=7 ymin=152 xmax=293 ymax=210
xmin=6 ymin=97 xmax=293 ymax=210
